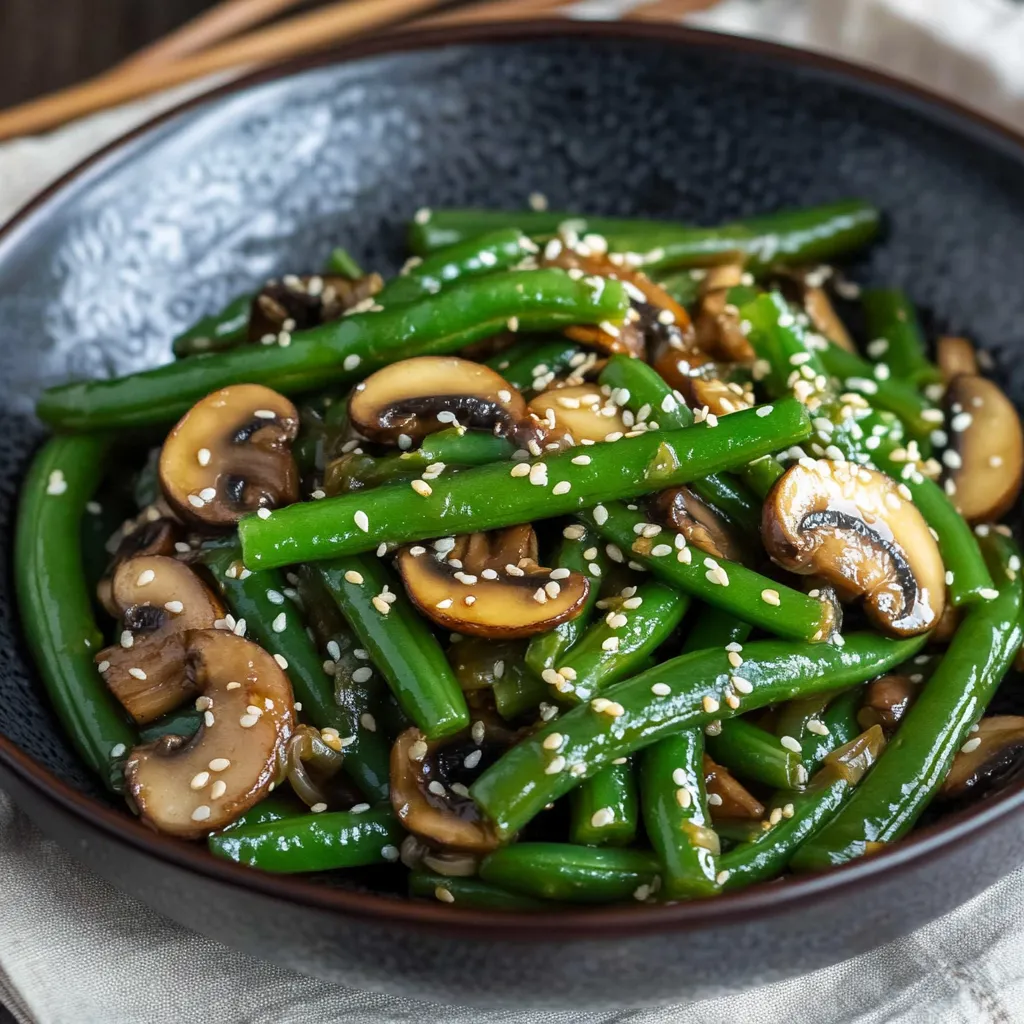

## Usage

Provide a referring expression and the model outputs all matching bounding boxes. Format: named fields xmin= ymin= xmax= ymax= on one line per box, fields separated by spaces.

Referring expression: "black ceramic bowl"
xmin=4 ymin=20 xmax=1024 ymax=1009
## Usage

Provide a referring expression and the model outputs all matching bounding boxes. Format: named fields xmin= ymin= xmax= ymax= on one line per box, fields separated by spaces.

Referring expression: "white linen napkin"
xmin=6 ymin=2 xmax=1024 ymax=1020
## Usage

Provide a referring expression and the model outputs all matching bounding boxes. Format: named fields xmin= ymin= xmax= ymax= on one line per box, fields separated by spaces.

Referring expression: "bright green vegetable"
xmin=706 ymin=717 xmax=804 ymax=790
xmin=640 ymin=730 xmax=719 ymax=898
xmin=240 ymin=398 xmax=813 ymax=569
xmin=408 ymin=872 xmax=550 ymax=910
xmin=39 ymin=269 xmax=631 ymax=431
xmin=569 ymin=758 xmax=639 ymax=846
xmin=486 ymin=338 xmax=585 ymax=393
xmin=316 ymin=556 xmax=469 ymax=739
xmin=553 ymin=580 xmax=689 ymax=704
xmin=792 ymin=533 xmax=1023 ymax=869
xmin=801 ymin=687 xmax=864 ymax=772
xmin=471 ymin=631 xmax=927 ymax=839
xmin=479 ymin=843 xmax=660 ymax=904
xmin=861 ymin=289 xmax=942 ymax=387
xmin=171 ymin=293 xmax=252 ymax=358
xmin=15 ymin=436 xmax=135 ymax=791
xmin=409 ymin=202 xmax=882 ymax=274
xmin=325 ymin=247 xmax=364 ymax=279
xmin=209 ymin=806 xmax=401 ymax=872
xmin=577 ymin=501 xmax=831 ymax=642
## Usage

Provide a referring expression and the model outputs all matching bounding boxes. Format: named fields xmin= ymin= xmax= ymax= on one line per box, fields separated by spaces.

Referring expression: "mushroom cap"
xmin=97 ymin=516 xmax=182 ymax=617
xmin=159 ymin=384 xmax=300 ymax=527
xmin=528 ymin=383 xmax=628 ymax=445
xmin=857 ymin=673 xmax=920 ymax=733
xmin=348 ymin=356 xmax=536 ymax=447
xmin=390 ymin=726 xmax=503 ymax=851
xmin=940 ymin=716 xmax=1024 ymax=801
xmin=942 ymin=374 xmax=1024 ymax=523
xmin=125 ymin=629 xmax=295 ymax=838
xmin=97 ymin=555 xmax=226 ymax=725
xmin=763 ymin=459 xmax=945 ymax=637
xmin=936 ymin=336 xmax=979 ymax=382
xmin=694 ymin=264 xmax=757 ymax=362
xmin=653 ymin=485 xmax=749 ymax=564
xmin=248 ymin=273 xmax=383 ymax=341
xmin=397 ymin=526 xmax=589 ymax=639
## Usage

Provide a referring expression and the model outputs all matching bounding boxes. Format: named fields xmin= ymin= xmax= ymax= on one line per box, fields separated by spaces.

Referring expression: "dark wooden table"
xmin=3 ymin=0 xmax=232 ymax=107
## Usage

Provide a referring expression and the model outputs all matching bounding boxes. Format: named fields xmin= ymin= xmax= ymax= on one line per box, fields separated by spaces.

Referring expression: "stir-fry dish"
xmin=18 ymin=200 xmax=1024 ymax=909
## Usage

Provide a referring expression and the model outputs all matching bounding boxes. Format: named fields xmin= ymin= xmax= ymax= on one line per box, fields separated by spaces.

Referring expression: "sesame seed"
xmin=529 ymin=463 xmax=549 ymax=486
xmin=270 ymin=612 xmax=287 ymax=633
xmin=702 ymin=695 xmax=719 ymax=713
xmin=780 ymin=735 xmax=802 ymax=753
xmin=435 ymin=886 xmax=455 ymax=903
xmin=209 ymin=758 xmax=230 ymax=772
xmin=591 ymin=807 xmax=615 ymax=828
xmin=372 ymin=596 xmax=391 ymax=615
xmin=196 ymin=447 xmax=212 ymax=467
xmin=708 ymin=793 xmax=724 ymax=807
xmin=605 ymin=544 xmax=624 ymax=564
xmin=651 ymin=682 xmax=671 ymax=696
xmin=602 ymin=636 xmax=620 ymax=652
xmin=545 ymin=756 xmax=567 ymax=775
xmin=552 ymin=480 xmax=571 ymax=496
xmin=411 ymin=479 xmax=432 ymax=497
xmin=191 ymin=806 xmax=211 ymax=822
xmin=593 ymin=505 xmax=609 ymax=526
xmin=343 ymin=570 xmax=364 ymax=585
xmin=97 ymin=660 xmax=111 ymax=674
xmin=606 ymin=612 xmax=628 ymax=629
xmin=761 ymin=589 xmax=781 ymax=606
xmin=45 ymin=470 xmax=67 ymax=496
xmin=979 ymin=588 xmax=999 ymax=600
xmin=120 ymin=630 xmax=134 ymax=649
xmin=354 ymin=510 xmax=369 ymax=532
xmin=562 ymin=524 xmax=586 ymax=539
xmin=136 ymin=569 xmax=156 ymax=586
xmin=675 ymin=787 xmax=692 ymax=809
xmin=273 ymin=654 xmax=288 ymax=670
xmin=239 ymin=714 xmax=259 ymax=728
xmin=110 ymin=742 xmax=126 ymax=758
xmin=128 ymin=668 xmax=147 ymax=680
xmin=190 ymin=771 xmax=210 ymax=790
xmin=352 ymin=666 xmax=373 ymax=683
xmin=651 ymin=544 xmax=673 ymax=558
xmin=233 ymin=618 xmax=246 ymax=636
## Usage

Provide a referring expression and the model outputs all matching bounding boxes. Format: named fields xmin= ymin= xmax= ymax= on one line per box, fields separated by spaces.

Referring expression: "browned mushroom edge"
xmin=282 ymin=724 xmax=347 ymax=809
xmin=528 ymin=383 xmax=628 ymax=446
xmin=96 ymin=555 xmax=225 ymax=724
xmin=763 ymin=459 xmax=946 ymax=637
xmin=248 ymin=273 xmax=383 ymax=343
xmin=97 ymin=516 xmax=182 ymax=617
xmin=936 ymin=336 xmax=979 ymax=383
xmin=652 ymin=349 xmax=754 ymax=418
xmin=693 ymin=264 xmax=757 ymax=362
xmin=348 ymin=355 xmax=541 ymax=450
xmin=390 ymin=724 xmax=512 ymax=852
xmin=159 ymin=384 xmax=300 ymax=527
xmin=539 ymin=244 xmax=692 ymax=358
xmin=939 ymin=716 xmax=1024 ymax=802
xmin=942 ymin=374 xmax=1024 ymax=523
xmin=857 ymin=675 xmax=919 ymax=733
xmin=124 ymin=629 xmax=295 ymax=838
xmin=652 ymin=486 xmax=751 ymax=565
xmin=397 ymin=526 xmax=589 ymax=639
xmin=703 ymin=755 xmax=764 ymax=822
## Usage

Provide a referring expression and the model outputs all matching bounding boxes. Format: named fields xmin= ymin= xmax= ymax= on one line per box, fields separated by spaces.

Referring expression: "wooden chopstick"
xmin=113 ymin=0 xmax=309 ymax=72
xmin=418 ymin=0 xmax=570 ymax=28
xmin=0 ymin=0 xmax=446 ymax=142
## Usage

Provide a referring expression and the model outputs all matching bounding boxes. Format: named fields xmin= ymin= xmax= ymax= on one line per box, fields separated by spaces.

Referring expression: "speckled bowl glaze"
xmin=3 ymin=21 xmax=1024 ymax=1009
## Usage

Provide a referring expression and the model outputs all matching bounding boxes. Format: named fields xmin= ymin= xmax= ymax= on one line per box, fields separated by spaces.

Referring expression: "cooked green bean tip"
xmin=763 ymin=458 xmax=945 ymax=637
xmin=160 ymin=384 xmax=300 ymax=526
xmin=819 ymin=723 xmax=886 ymax=785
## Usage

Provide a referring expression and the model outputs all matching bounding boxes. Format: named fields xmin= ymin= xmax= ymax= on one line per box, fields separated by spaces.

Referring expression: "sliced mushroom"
xmin=390 ymin=725 xmax=507 ymax=851
xmin=653 ymin=486 xmax=749 ymax=564
xmin=939 ymin=717 xmax=1024 ymax=802
xmin=652 ymin=348 xmax=753 ymax=418
xmin=703 ymin=756 xmax=764 ymax=821
xmin=125 ymin=629 xmax=295 ymax=838
xmin=818 ymin=725 xmax=885 ymax=785
xmin=349 ymin=356 xmax=538 ymax=448
xmin=248 ymin=273 xmax=383 ymax=341
xmin=693 ymin=264 xmax=757 ymax=362
xmin=942 ymin=374 xmax=1024 ymax=523
xmin=803 ymin=286 xmax=855 ymax=352
xmin=763 ymin=459 xmax=945 ymax=636
xmin=96 ymin=555 xmax=225 ymax=724
xmin=857 ymin=674 xmax=919 ymax=733
xmin=528 ymin=383 xmax=628 ymax=445
xmin=282 ymin=724 xmax=347 ymax=809
xmin=97 ymin=516 xmax=182 ymax=617
xmin=397 ymin=526 xmax=589 ymax=639
xmin=936 ymin=336 xmax=978 ymax=382
xmin=160 ymin=384 xmax=300 ymax=526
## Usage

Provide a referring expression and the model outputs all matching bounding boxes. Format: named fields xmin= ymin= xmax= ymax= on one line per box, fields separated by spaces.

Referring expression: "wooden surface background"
xmin=2 ymin=0 xmax=270 ymax=107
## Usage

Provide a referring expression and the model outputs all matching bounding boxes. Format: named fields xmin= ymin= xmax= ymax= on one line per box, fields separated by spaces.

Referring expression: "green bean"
xmin=493 ymin=661 xmax=550 ymax=721
xmin=470 ymin=631 xmax=926 ymax=839
xmin=316 ymin=556 xmax=469 ymax=739
xmin=325 ymin=247 xmax=364 ymax=279
xmin=209 ymin=806 xmax=401 ymax=872
xmin=553 ymin=580 xmax=689 ymax=704
xmin=792 ymin=532 xmax=1023 ymax=869
xmin=577 ymin=501 xmax=830 ymax=642
xmin=679 ymin=604 xmax=753 ymax=654
xmin=408 ymin=872 xmax=550 ymax=910
xmin=717 ymin=726 xmax=886 ymax=889
xmin=376 ymin=229 xmax=533 ymax=307
xmin=38 ymin=269 xmax=630 ymax=431
xmin=569 ymin=758 xmax=639 ymax=846
xmin=409 ymin=202 xmax=882 ymax=274
xmin=801 ymin=687 xmax=864 ymax=772
xmin=171 ymin=293 xmax=252 ymax=358
xmin=706 ymin=718 xmax=804 ymax=790
xmin=479 ymin=843 xmax=660 ymax=904
xmin=138 ymin=707 xmax=201 ymax=744
xmin=15 ymin=436 xmax=135 ymax=791
xmin=218 ymin=795 xmax=301 ymax=833
xmin=240 ymin=398 xmax=813 ymax=569
xmin=861 ymin=289 xmax=942 ymax=387
xmin=640 ymin=730 xmax=719 ymax=897
xmin=486 ymin=338 xmax=585 ymax=393
xmin=525 ymin=525 xmax=608 ymax=678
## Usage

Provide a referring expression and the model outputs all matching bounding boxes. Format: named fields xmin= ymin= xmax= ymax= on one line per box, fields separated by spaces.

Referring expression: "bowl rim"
xmin=5 ymin=16 xmax=1024 ymax=939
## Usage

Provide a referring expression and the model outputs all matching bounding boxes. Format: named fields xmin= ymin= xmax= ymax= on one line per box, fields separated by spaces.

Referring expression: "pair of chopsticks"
xmin=0 ymin=0 xmax=717 ymax=142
